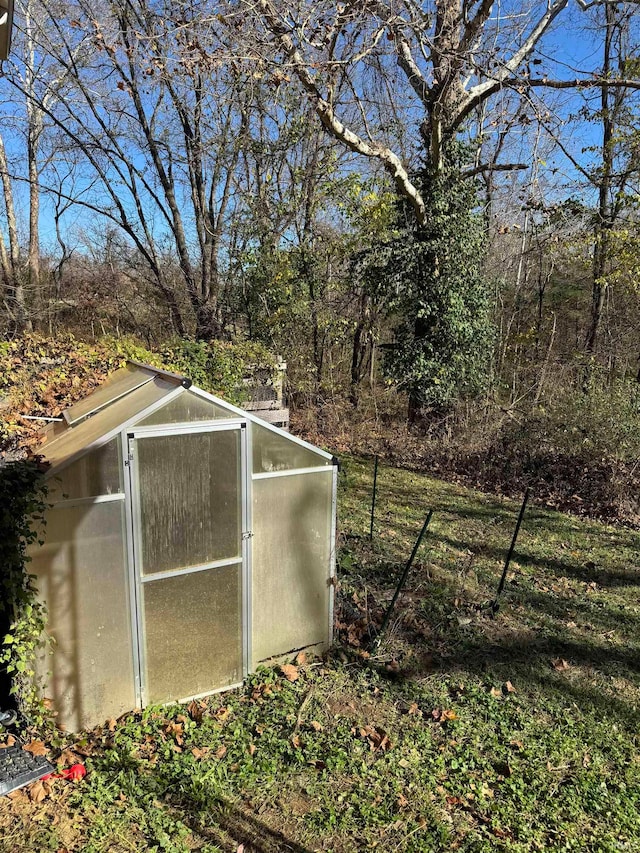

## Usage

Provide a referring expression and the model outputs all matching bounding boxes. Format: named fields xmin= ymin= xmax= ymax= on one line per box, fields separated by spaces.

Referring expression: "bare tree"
xmin=0 ymin=0 xmax=87 ymax=330
xmin=7 ymin=0 xmax=275 ymax=338
xmin=584 ymin=2 xmax=639 ymax=355
xmin=248 ymin=0 xmax=640 ymax=226
xmin=0 ymin=131 xmax=25 ymax=330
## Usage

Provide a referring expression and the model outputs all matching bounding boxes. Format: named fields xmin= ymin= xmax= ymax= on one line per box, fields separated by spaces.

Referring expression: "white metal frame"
xmin=329 ymin=464 xmax=338 ymax=645
xmin=252 ymin=465 xmax=333 ymax=480
xmin=126 ymin=421 xmax=248 ymax=708
xmin=38 ymin=379 xmax=337 ymax=716
xmin=187 ymin=385 xmax=333 ymax=461
xmin=49 ymin=493 xmax=125 ymax=509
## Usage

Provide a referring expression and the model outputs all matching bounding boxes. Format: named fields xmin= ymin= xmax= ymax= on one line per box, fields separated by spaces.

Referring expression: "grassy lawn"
xmin=2 ymin=457 xmax=639 ymax=852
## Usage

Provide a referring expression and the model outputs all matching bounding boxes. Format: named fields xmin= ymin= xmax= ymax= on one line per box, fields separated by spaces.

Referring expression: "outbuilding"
xmin=28 ymin=362 xmax=337 ymax=731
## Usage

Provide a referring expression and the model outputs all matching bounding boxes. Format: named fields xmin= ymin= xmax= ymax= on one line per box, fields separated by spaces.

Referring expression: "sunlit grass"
xmin=2 ymin=456 xmax=639 ymax=852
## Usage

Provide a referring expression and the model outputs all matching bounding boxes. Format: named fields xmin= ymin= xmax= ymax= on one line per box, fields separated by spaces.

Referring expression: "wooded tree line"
xmin=0 ymin=0 xmax=639 ymax=421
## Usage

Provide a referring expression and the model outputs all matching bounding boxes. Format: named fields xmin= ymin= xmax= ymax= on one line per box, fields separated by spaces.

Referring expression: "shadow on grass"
xmin=446 ymin=636 xmax=640 ymax=730
xmin=354 ymin=500 xmax=639 ymax=590
xmin=427 ymin=530 xmax=640 ymax=589
xmin=171 ymin=798 xmax=312 ymax=853
xmin=507 ymin=584 xmax=640 ymax=632
xmin=339 ymin=554 xmax=640 ymax=731
xmin=344 ymin=470 xmax=640 ymax=545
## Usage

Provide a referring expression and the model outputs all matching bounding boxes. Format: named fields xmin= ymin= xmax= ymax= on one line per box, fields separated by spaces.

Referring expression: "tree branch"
xmin=257 ymin=0 xmax=427 ymax=224
xmin=527 ymin=76 xmax=640 ymax=90
xmin=458 ymin=0 xmax=570 ymax=124
xmin=463 ymin=161 xmax=528 ymax=179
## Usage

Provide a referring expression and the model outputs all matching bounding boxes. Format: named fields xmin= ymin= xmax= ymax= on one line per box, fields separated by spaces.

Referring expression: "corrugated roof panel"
xmin=62 ymin=365 xmax=157 ymax=426
xmin=42 ymin=377 xmax=178 ymax=474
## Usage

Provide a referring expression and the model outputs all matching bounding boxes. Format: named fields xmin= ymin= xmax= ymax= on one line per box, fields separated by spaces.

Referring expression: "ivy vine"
xmin=0 ymin=459 xmax=52 ymax=730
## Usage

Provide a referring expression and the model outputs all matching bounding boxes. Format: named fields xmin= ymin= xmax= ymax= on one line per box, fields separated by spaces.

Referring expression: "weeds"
xmin=1 ymin=457 xmax=639 ymax=851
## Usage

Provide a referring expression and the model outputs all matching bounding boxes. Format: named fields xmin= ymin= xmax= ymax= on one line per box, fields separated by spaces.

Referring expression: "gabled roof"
xmin=61 ymin=362 xmax=190 ymax=427
xmin=37 ymin=361 xmax=332 ymax=476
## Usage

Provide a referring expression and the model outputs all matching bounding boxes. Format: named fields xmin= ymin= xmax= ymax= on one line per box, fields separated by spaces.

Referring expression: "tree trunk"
xmin=194 ymin=300 xmax=223 ymax=341
xmin=27 ymin=121 xmax=40 ymax=329
xmin=585 ymin=2 xmax=615 ymax=356
xmin=350 ymin=290 xmax=372 ymax=406
xmin=0 ymin=134 xmax=28 ymax=332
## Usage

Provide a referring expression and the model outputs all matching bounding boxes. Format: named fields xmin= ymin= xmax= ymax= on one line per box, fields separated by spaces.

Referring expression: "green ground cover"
xmin=1 ymin=457 xmax=639 ymax=852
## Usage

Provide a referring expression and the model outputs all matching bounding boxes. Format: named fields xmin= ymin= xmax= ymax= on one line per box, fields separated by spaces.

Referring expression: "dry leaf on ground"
xmin=187 ymin=700 xmax=204 ymax=724
xmin=431 ymin=708 xmax=457 ymax=722
xmin=23 ymin=740 xmax=47 ymax=757
xmin=359 ymin=724 xmax=392 ymax=752
xmin=191 ymin=747 xmax=209 ymax=760
xmin=280 ymin=664 xmax=299 ymax=682
xmin=27 ymin=780 xmax=50 ymax=803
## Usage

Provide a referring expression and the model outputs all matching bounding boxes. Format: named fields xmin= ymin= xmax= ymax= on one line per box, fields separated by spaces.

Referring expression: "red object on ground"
xmin=42 ymin=763 xmax=86 ymax=781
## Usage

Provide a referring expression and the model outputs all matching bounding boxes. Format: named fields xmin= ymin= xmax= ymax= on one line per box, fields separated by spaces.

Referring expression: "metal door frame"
xmin=123 ymin=420 xmax=250 ymax=708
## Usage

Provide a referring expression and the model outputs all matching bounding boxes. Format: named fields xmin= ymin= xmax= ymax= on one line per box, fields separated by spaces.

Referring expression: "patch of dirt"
xmin=278 ymin=791 xmax=315 ymax=816
xmin=325 ymin=695 xmax=380 ymax=722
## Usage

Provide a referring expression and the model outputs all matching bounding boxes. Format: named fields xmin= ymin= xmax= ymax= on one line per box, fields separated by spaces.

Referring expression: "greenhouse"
xmin=29 ymin=362 xmax=337 ymax=731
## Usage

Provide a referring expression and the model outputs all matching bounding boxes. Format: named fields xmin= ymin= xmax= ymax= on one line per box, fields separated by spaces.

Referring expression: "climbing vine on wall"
xmin=0 ymin=459 xmax=52 ymax=729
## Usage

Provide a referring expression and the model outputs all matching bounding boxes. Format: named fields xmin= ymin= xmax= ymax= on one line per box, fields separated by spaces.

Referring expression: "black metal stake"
xmin=490 ymin=488 xmax=530 ymax=615
xmin=369 ymin=455 xmax=379 ymax=540
xmin=373 ymin=509 xmax=434 ymax=647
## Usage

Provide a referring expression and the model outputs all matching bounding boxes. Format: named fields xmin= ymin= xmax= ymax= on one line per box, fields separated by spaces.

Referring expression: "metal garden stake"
xmin=373 ymin=509 xmax=434 ymax=648
xmin=369 ymin=455 xmax=379 ymax=540
xmin=490 ymin=488 xmax=530 ymax=615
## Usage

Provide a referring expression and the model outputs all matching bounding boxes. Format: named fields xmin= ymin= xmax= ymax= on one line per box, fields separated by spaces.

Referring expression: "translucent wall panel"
xmin=252 ymin=423 xmax=331 ymax=474
xmin=137 ymin=391 xmax=235 ymax=426
xmin=29 ymin=501 xmax=134 ymax=731
xmin=143 ymin=565 xmax=242 ymax=704
xmin=252 ymin=471 xmax=333 ymax=665
xmin=48 ymin=438 xmax=122 ymax=503
xmin=135 ymin=430 xmax=241 ymax=575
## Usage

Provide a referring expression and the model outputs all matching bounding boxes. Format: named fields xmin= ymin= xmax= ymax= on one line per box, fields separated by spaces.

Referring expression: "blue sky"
xmin=1 ymin=2 xmax=638 ymax=256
